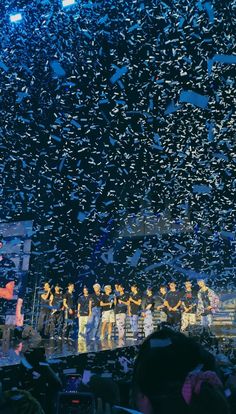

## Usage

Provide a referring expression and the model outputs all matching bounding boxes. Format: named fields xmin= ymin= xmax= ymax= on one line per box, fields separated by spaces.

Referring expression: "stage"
xmin=0 ymin=325 xmax=236 ymax=369
xmin=0 ymin=336 xmax=139 ymax=368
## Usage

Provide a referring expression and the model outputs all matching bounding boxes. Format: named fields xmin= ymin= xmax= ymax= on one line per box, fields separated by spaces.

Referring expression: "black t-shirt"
xmin=156 ymin=293 xmax=166 ymax=306
xmin=90 ymin=293 xmax=101 ymax=308
xmin=52 ymin=292 xmax=63 ymax=310
xmin=165 ymin=291 xmax=181 ymax=309
xmin=129 ymin=292 xmax=142 ymax=315
xmin=143 ymin=295 xmax=155 ymax=311
xmin=101 ymin=293 xmax=114 ymax=311
xmin=155 ymin=293 xmax=168 ymax=314
xmin=115 ymin=293 xmax=129 ymax=314
xmin=40 ymin=291 xmax=51 ymax=309
xmin=182 ymin=290 xmax=197 ymax=311
xmin=77 ymin=295 xmax=91 ymax=316
xmin=63 ymin=291 xmax=75 ymax=310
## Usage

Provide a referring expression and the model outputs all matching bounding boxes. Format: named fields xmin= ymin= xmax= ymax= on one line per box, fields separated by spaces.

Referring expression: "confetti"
xmin=0 ymin=0 xmax=235 ymax=298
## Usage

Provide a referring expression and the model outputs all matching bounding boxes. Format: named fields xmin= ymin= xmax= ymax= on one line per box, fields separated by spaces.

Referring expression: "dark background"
xmin=0 ymin=0 xmax=235 ymax=297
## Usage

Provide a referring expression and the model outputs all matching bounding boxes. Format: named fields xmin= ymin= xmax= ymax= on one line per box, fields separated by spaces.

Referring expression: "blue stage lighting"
xmin=62 ymin=0 xmax=76 ymax=7
xmin=10 ymin=13 xmax=23 ymax=23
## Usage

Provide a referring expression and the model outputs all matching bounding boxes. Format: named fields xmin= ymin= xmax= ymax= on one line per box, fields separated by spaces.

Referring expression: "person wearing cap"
xmin=100 ymin=285 xmax=115 ymax=340
xmin=87 ymin=283 xmax=102 ymax=340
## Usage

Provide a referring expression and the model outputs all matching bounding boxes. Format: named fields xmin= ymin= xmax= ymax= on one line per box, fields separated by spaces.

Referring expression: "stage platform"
xmin=0 ymin=336 xmax=139 ymax=368
xmin=0 ymin=325 xmax=236 ymax=369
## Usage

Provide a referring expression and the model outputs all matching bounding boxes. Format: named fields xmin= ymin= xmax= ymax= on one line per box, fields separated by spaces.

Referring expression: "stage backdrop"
xmin=0 ymin=220 xmax=33 ymax=326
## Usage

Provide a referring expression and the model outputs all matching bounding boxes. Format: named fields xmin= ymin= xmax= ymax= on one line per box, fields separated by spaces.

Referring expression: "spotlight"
xmin=10 ymin=13 xmax=23 ymax=23
xmin=62 ymin=0 xmax=76 ymax=7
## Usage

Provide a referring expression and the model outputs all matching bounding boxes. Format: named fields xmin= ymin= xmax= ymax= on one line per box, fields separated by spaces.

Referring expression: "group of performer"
xmin=37 ymin=279 xmax=220 ymax=342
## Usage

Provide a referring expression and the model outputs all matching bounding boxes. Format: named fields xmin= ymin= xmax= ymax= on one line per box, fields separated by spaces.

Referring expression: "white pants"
xmin=181 ymin=312 xmax=196 ymax=331
xmin=116 ymin=313 xmax=126 ymax=338
xmin=78 ymin=316 xmax=88 ymax=336
xmin=159 ymin=311 xmax=167 ymax=323
xmin=143 ymin=310 xmax=153 ymax=337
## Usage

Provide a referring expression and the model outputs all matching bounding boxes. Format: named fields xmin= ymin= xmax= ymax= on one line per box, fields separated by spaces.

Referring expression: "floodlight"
xmin=10 ymin=13 xmax=23 ymax=23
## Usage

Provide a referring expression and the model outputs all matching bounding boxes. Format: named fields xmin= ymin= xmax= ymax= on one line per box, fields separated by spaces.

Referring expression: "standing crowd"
xmin=37 ymin=279 xmax=220 ymax=342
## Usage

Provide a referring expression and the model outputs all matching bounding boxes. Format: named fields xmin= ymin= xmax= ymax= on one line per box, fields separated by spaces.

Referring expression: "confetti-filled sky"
xmin=0 ymin=0 xmax=235 ymax=291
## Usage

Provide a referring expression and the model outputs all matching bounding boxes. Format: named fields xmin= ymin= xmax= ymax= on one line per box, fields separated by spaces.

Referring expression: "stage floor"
xmin=1 ymin=325 xmax=236 ymax=368
xmin=0 ymin=337 xmax=139 ymax=368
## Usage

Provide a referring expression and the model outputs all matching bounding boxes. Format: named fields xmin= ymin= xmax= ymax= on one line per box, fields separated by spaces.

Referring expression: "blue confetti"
xmin=204 ymin=2 xmax=214 ymax=24
xmin=180 ymin=90 xmax=209 ymax=109
xmin=208 ymin=54 xmax=236 ymax=74
xmin=0 ymin=61 xmax=9 ymax=71
xmin=110 ymin=66 xmax=129 ymax=84
xmin=50 ymin=60 xmax=66 ymax=77
xmin=192 ymin=184 xmax=212 ymax=194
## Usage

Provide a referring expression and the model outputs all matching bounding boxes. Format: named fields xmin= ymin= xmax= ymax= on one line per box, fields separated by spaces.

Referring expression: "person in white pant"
xmin=77 ymin=287 xmax=92 ymax=338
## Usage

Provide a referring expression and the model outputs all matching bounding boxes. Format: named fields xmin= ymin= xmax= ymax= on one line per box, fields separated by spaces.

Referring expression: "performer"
xmin=100 ymin=285 xmax=115 ymax=340
xmin=63 ymin=282 xmax=75 ymax=341
xmin=197 ymin=279 xmax=220 ymax=330
xmin=87 ymin=283 xmax=102 ymax=340
xmin=142 ymin=287 xmax=155 ymax=337
xmin=49 ymin=284 xmax=63 ymax=340
xmin=156 ymin=285 xmax=168 ymax=324
xmin=164 ymin=282 xmax=182 ymax=328
xmin=129 ymin=284 xmax=142 ymax=340
xmin=37 ymin=282 xmax=52 ymax=337
xmin=115 ymin=284 xmax=129 ymax=340
xmin=77 ymin=286 xmax=92 ymax=339
xmin=181 ymin=281 xmax=197 ymax=332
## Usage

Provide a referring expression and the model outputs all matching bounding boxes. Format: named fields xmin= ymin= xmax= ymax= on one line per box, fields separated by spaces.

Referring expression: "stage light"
xmin=10 ymin=13 xmax=23 ymax=23
xmin=62 ymin=0 xmax=76 ymax=7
